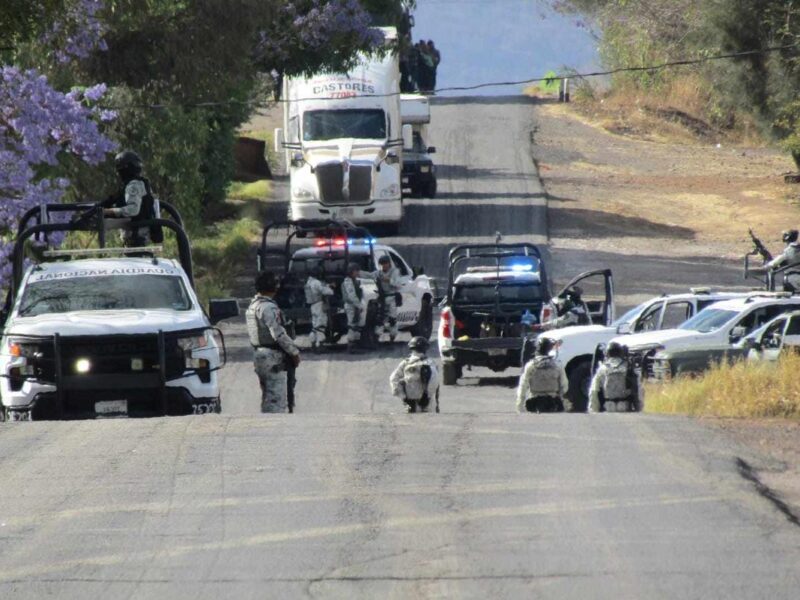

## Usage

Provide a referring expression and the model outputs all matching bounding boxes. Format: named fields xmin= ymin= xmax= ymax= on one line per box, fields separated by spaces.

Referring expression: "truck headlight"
xmin=293 ymin=187 xmax=314 ymax=200
xmin=177 ymin=333 xmax=212 ymax=370
xmin=380 ymin=184 xmax=400 ymax=198
xmin=4 ymin=338 xmax=44 ymax=359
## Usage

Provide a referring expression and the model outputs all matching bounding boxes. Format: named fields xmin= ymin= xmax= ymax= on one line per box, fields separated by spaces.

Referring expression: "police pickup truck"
xmin=438 ymin=241 xmax=615 ymax=386
xmin=0 ymin=203 xmax=238 ymax=421
xmin=538 ymin=289 xmax=749 ymax=411
xmin=258 ymin=220 xmax=435 ymax=345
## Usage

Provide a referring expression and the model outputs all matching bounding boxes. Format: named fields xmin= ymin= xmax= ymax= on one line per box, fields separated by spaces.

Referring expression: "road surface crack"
xmin=735 ymin=457 xmax=800 ymax=529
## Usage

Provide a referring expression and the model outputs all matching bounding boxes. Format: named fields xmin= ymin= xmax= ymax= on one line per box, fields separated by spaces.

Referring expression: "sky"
xmin=410 ymin=0 xmax=600 ymax=95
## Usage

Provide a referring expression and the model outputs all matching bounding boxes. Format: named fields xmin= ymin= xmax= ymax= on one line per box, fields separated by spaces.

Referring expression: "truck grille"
xmin=316 ymin=162 xmax=372 ymax=205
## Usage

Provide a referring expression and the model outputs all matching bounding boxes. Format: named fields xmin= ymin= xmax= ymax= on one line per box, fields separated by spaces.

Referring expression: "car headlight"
xmin=380 ymin=184 xmax=400 ymax=198
xmin=3 ymin=337 xmax=44 ymax=359
xmin=176 ymin=332 xmax=214 ymax=370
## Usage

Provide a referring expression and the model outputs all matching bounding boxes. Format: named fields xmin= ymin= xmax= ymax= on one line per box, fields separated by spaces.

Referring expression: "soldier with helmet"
xmin=102 ymin=150 xmax=161 ymax=247
xmin=390 ymin=336 xmax=440 ymax=413
xmin=342 ymin=262 xmax=367 ymax=353
xmin=516 ymin=337 xmax=569 ymax=413
xmin=767 ymin=229 xmax=800 ymax=293
xmin=548 ymin=286 xmax=591 ymax=330
xmin=304 ymin=264 xmax=334 ymax=352
xmin=370 ymin=254 xmax=402 ymax=342
xmin=589 ymin=341 xmax=642 ymax=413
xmin=246 ymin=271 xmax=301 ymax=413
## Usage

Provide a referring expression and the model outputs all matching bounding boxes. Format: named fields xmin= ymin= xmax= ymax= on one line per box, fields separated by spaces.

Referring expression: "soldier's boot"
xmin=404 ymin=399 xmax=417 ymax=413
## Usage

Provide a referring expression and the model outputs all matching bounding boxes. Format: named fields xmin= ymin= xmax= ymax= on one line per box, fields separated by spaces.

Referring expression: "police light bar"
xmin=510 ymin=263 xmax=534 ymax=272
xmin=314 ymin=237 xmax=376 ymax=247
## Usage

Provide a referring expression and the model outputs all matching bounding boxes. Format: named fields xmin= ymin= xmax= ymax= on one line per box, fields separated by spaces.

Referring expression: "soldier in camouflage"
xmin=304 ymin=264 xmax=334 ymax=352
xmin=589 ymin=341 xmax=642 ymax=413
xmin=342 ymin=262 xmax=367 ymax=353
xmin=246 ymin=271 xmax=301 ymax=413
xmin=390 ymin=336 xmax=440 ymax=413
xmin=516 ymin=337 xmax=569 ymax=413
xmin=370 ymin=255 xmax=402 ymax=342
xmin=767 ymin=229 xmax=800 ymax=293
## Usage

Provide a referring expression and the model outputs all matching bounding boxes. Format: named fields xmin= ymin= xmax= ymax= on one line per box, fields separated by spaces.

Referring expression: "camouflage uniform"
xmin=589 ymin=357 xmax=642 ymax=413
xmin=246 ymin=295 xmax=300 ymax=413
xmin=548 ymin=299 xmax=591 ymax=330
xmin=516 ymin=355 xmax=569 ymax=412
xmin=342 ymin=276 xmax=366 ymax=343
xmin=390 ymin=352 xmax=440 ymax=412
xmin=107 ymin=179 xmax=159 ymax=246
xmin=304 ymin=276 xmax=333 ymax=348
xmin=371 ymin=266 xmax=402 ymax=340
xmin=768 ymin=242 xmax=800 ymax=292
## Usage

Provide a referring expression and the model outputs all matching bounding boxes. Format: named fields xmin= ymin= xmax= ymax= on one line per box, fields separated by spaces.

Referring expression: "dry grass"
xmin=646 ymin=353 xmax=800 ymax=419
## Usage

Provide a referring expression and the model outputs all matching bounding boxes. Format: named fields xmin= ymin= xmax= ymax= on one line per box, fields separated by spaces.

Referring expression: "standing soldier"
xmin=246 ymin=271 xmax=301 ymax=413
xmin=588 ymin=342 xmax=642 ymax=412
xmin=102 ymin=150 xmax=162 ymax=247
xmin=427 ymin=41 xmax=441 ymax=91
xmin=516 ymin=337 xmax=569 ymax=413
xmin=767 ymin=229 xmax=800 ymax=293
xmin=371 ymin=255 xmax=402 ymax=343
xmin=342 ymin=262 xmax=367 ymax=353
xmin=390 ymin=337 xmax=440 ymax=413
xmin=304 ymin=264 xmax=334 ymax=352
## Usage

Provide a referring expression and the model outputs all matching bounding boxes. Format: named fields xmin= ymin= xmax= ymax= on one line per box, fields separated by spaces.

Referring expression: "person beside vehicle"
xmin=390 ymin=336 xmax=440 ymax=413
xmin=246 ymin=271 xmax=301 ymax=413
xmin=342 ymin=262 xmax=367 ymax=353
xmin=767 ymin=229 xmax=800 ymax=293
xmin=304 ymin=264 xmax=334 ymax=352
xmin=370 ymin=255 xmax=402 ymax=343
xmin=588 ymin=341 xmax=642 ymax=413
xmin=102 ymin=150 xmax=161 ymax=247
xmin=427 ymin=40 xmax=441 ymax=91
xmin=516 ymin=337 xmax=569 ymax=413
xmin=548 ymin=286 xmax=591 ymax=330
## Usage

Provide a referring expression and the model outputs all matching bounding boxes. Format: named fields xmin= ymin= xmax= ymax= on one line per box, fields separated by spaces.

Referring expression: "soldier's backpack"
xmin=602 ymin=360 xmax=631 ymax=401
xmin=403 ymin=358 xmax=432 ymax=401
xmin=528 ymin=356 xmax=562 ymax=396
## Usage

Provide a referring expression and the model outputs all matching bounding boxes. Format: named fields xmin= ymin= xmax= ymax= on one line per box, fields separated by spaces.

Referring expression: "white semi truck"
xmin=276 ymin=27 xmax=411 ymax=232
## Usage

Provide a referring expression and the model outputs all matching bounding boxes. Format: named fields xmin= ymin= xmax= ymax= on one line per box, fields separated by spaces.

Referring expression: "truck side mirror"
xmin=427 ymin=146 xmax=437 ymax=154
xmin=402 ymin=124 xmax=413 ymax=151
xmin=412 ymin=266 xmax=425 ymax=279
xmin=742 ymin=337 xmax=760 ymax=352
xmin=209 ymin=299 xmax=239 ymax=325
xmin=274 ymin=128 xmax=284 ymax=153
xmin=729 ymin=325 xmax=747 ymax=342
xmin=616 ymin=322 xmax=631 ymax=335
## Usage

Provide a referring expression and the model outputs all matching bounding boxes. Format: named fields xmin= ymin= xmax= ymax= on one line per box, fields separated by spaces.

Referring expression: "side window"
xmin=787 ymin=316 xmax=800 ymax=335
xmin=635 ymin=302 xmax=663 ymax=332
xmin=661 ymin=301 xmax=693 ymax=329
xmin=762 ymin=318 xmax=786 ymax=349
xmin=739 ymin=305 xmax=795 ymax=335
xmin=696 ymin=299 xmax=717 ymax=312
xmin=389 ymin=252 xmax=409 ymax=277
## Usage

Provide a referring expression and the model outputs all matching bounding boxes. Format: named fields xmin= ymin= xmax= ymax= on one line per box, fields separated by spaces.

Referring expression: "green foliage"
xmin=228 ymin=180 xmax=272 ymax=201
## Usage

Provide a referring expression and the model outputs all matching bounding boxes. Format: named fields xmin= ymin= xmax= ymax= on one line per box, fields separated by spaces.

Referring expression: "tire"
xmin=567 ymin=360 xmax=592 ymax=413
xmin=442 ymin=361 xmax=459 ymax=386
xmin=410 ymin=298 xmax=433 ymax=340
xmin=424 ymin=178 xmax=437 ymax=199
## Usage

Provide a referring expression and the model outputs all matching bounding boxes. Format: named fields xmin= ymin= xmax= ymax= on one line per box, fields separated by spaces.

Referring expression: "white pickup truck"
xmin=613 ymin=294 xmax=800 ymax=380
xmin=539 ymin=290 xmax=749 ymax=410
xmin=0 ymin=203 xmax=238 ymax=421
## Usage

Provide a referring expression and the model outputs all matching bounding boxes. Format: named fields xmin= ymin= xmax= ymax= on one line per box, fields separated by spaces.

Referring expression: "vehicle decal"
xmin=29 ymin=267 xmax=181 ymax=282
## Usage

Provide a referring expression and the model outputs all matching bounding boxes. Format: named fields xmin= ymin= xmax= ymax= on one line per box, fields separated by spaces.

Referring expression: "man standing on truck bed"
xmin=246 ymin=272 xmax=301 ymax=413
xmin=102 ymin=150 xmax=161 ymax=247
xmin=767 ymin=229 xmax=800 ymax=293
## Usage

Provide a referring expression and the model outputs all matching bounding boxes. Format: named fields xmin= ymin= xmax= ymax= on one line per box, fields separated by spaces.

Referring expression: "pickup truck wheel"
xmin=411 ymin=298 xmax=433 ymax=340
xmin=442 ymin=361 xmax=459 ymax=386
xmin=567 ymin=360 xmax=592 ymax=413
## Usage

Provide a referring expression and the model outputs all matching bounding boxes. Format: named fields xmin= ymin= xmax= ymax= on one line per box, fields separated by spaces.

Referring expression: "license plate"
xmin=487 ymin=349 xmax=506 ymax=357
xmin=336 ymin=208 xmax=354 ymax=217
xmin=95 ymin=400 xmax=128 ymax=416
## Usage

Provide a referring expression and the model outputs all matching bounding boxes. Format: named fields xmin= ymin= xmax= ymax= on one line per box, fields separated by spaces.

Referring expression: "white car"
xmin=541 ymin=290 xmax=750 ymax=409
xmin=613 ymin=293 xmax=800 ymax=379
xmin=0 ymin=256 xmax=237 ymax=421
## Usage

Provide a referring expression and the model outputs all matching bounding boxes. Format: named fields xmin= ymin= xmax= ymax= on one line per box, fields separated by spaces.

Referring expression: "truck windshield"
xmin=678 ymin=308 xmax=737 ymax=333
xmin=18 ymin=275 xmax=192 ymax=317
xmin=612 ymin=301 xmax=648 ymax=327
xmin=454 ymin=284 xmax=544 ymax=304
xmin=303 ymin=109 xmax=387 ymax=141
xmin=289 ymin=253 xmax=373 ymax=276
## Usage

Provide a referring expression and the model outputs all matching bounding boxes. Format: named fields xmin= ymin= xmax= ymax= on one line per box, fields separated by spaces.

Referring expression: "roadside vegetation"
xmin=646 ymin=353 xmax=800 ymax=418
xmin=554 ymin=1 xmax=800 ymax=152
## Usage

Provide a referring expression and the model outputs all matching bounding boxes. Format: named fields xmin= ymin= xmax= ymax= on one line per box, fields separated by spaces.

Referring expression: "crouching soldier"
xmin=246 ymin=272 xmax=301 ymax=413
xmin=390 ymin=337 xmax=440 ymax=413
xmin=516 ymin=337 xmax=569 ymax=413
xmin=589 ymin=342 xmax=642 ymax=413
xmin=305 ymin=265 xmax=334 ymax=352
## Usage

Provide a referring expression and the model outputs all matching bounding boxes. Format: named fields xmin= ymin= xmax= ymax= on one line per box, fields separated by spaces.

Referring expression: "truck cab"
xmin=0 ymin=203 xmax=237 ymax=421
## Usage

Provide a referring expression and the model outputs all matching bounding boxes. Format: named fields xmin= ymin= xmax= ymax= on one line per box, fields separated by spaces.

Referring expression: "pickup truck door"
xmin=388 ymin=250 xmax=420 ymax=324
xmin=557 ymin=269 xmax=614 ymax=326
xmin=759 ymin=317 xmax=788 ymax=362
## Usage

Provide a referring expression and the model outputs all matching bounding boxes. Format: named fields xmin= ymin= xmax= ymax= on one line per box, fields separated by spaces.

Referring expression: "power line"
xmin=100 ymin=41 xmax=800 ymax=110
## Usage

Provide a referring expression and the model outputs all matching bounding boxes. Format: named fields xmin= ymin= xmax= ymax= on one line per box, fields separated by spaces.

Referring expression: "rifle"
xmin=749 ymin=228 xmax=773 ymax=263
xmin=284 ymin=318 xmax=297 ymax=413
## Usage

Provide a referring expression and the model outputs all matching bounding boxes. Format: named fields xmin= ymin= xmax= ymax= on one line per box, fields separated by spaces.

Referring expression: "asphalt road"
xmin=2 ymin=97 xmax=800 ymax=599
